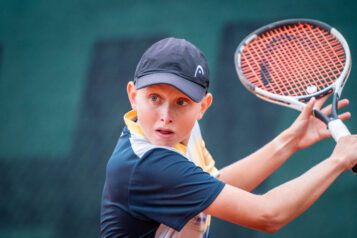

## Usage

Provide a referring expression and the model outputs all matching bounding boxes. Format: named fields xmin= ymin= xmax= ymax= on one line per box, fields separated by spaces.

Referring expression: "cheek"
xmin=136 ymin=103 xmax=157 ymax=127
xmin=177 ymin=111 xmax=197 ymax=131
xmin=139 ymin=106 xmax=155 ymax=119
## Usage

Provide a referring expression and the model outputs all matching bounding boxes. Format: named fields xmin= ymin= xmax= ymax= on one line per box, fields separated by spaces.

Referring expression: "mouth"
xmin=155 ymin=128 xmax=174 ymax=137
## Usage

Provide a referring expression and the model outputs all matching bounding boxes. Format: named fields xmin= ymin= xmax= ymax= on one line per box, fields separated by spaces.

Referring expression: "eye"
xmin=150 ymin=94 xmax=159 ymax=102
xmin=177 ymin=98 xmax=189 ymax=106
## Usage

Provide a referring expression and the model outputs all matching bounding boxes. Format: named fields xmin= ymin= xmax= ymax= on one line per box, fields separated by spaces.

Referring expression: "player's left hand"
xmin=287 ymin=95 xmax=351 ymax=150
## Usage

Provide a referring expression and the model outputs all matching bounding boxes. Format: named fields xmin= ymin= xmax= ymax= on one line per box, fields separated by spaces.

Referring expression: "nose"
xmin=160 ymin=104 xmax=173 ymax=124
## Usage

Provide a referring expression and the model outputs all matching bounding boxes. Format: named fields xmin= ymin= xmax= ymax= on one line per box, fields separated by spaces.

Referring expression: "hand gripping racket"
xmin=234 ymin=19 xmax=357 ymax=173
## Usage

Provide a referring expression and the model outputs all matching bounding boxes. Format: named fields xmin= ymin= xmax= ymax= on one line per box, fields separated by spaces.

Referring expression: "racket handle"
xmin=328 ymin=119 xmax=351 ymax=141
xmin=327 ymin=119 xmax=357 ymax=173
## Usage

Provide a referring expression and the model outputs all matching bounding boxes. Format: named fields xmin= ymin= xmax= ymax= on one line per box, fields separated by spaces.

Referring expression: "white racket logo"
xmin=307 ymin=85 xmax=317 ymax=94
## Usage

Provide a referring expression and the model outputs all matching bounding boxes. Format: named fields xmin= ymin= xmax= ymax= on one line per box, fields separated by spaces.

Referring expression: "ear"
xmin=127 ymin=81 xmax=137 ymax=110
xmin=197 ymin=93 xmax=213 ymax=120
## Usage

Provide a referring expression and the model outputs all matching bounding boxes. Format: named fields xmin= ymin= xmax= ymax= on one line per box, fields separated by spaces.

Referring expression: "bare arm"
xmin=205 ymin=135 xmax=357 ymax=233
xmin=218 ymin=129 xmax=297 ymax=191
xmin=218 ymin=97 xmax=350 ymax=191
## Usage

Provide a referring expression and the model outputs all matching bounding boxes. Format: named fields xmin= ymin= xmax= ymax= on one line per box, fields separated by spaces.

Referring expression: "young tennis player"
xmin=100 ymin=37 xmax=357 ymax=237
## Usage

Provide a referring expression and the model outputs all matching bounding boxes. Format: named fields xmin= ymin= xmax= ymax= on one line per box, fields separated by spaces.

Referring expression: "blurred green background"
xmin=1 ymin=0 xmax=356 ymax=237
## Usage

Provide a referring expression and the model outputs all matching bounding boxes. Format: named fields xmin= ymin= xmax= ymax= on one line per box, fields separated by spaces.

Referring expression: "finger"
xmin=299 ymin=97 xmax=316 ymax=119
xmin=338 ymin=111 xmax=351 ymax=121
xmin=314 ymin=94 xmax=330 ymax=110
xmin=321 ymin=99 xmax=349 ymax=115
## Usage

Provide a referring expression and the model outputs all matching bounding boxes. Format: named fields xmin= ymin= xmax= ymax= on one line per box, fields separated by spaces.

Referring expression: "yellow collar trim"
xmin=124 ymin=110 xmax=187 ymax=154
xmin=124 ymin=110 xmax=145 ymax=136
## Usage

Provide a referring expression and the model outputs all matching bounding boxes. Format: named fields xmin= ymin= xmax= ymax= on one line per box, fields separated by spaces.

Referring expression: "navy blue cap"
xmin=134 ymin=37 xmax=210 ymax=102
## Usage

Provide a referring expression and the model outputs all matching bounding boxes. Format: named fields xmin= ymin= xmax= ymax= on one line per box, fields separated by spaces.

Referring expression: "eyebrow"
xmin=142 ymin=86 xmax=193 ymax=102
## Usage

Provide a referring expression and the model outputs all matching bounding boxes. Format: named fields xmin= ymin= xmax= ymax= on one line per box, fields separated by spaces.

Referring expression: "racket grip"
xmin=328 ymin=119 xmax=351 ymax=141
xmin=327 ymin=119 xmax=357 ymax=173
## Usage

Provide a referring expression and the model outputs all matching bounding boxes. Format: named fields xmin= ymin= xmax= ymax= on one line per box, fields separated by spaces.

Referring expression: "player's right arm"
xmin=204 ymin=135 xmax=357 ymax=233
xmin=218 ymin=97 xmax=350 ymax=191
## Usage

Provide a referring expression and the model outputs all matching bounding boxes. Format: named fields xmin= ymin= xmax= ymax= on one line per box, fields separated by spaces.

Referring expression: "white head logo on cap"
xmin=194 ymin=65 xmax=204 ymax=78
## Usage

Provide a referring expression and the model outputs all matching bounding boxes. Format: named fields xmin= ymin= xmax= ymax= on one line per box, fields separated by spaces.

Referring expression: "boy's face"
xmin=128 ymin=82 xmax=212 ymax=147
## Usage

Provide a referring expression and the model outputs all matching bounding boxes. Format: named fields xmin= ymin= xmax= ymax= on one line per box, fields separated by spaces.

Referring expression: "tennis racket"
xmin=234 ymin=19 xmax=357 ymax=173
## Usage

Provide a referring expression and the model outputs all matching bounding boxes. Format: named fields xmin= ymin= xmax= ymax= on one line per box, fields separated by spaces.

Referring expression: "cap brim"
xmin=135 ymin=73 xmax=206 ymax=102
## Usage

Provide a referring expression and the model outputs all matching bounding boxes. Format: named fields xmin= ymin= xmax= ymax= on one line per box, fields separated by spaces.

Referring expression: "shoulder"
xmin=131 ymin=147 xmax=223 ymax=193
xmin=128 ymin=147 xmax=225 ymax=229
xmin=133 ymin=147 xmax=195 ymax=183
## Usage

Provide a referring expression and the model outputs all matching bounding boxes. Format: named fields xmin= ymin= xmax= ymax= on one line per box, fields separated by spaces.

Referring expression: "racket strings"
xmin=241 ymin=23 xmax=346 ymax=97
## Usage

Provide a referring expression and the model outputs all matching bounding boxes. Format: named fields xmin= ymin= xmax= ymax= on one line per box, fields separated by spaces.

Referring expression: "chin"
xmin=152 ymin=139 xmax=178 ymax=148
xmin=158 ymin=142 xmax=177 ymax=147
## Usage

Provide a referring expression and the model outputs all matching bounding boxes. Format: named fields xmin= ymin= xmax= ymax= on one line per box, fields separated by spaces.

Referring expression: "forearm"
xmin=206 ymin=135 xmax=356 ymax=233
xmin=261 ymin=157 xmax=344 ymax=231
xmin=205 ymin=156 xmax=345 ymax=233
xmin=218 ymin=129 xmax=298 ymax=191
